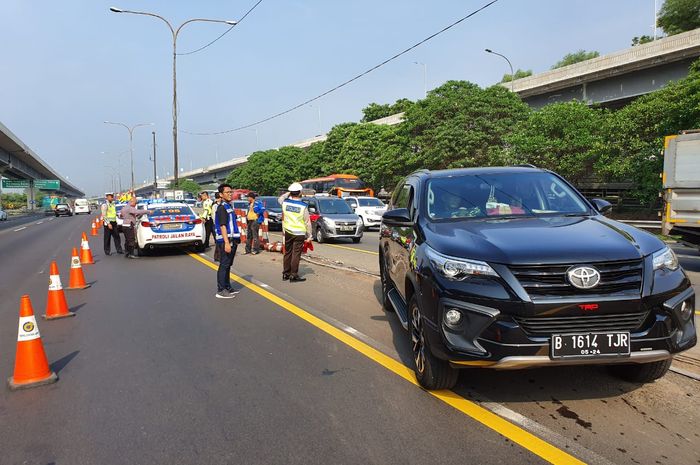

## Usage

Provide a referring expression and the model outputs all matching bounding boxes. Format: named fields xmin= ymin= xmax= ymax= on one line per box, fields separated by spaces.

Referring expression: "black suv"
xmin=54 ymin=203 xmax=73 ymax=217
xmin=379 ymin=167 xmax=697 ymax=390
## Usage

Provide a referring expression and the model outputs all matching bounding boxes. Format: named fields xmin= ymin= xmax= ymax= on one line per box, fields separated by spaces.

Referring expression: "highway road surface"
xmin=1 ymin=215 xmax=698 ymax=465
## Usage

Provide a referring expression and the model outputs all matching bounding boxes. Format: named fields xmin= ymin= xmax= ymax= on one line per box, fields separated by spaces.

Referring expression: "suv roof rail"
xmin=514 ymin=163 xmax=538 ymax=169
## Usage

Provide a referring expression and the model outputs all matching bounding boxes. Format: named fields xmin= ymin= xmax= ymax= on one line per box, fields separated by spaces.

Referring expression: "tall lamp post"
xmin=150 ymin=131 xmax=157 ymax=196
xmin=485 ymin=48 xmax=515 ymax=92
xmin=103 ymin=121 xmax=153 ymax=191
xmin=413 ymin=61 xmax=427 ymax=98
xmin=109 ymin=7 xmax=237 ymax=186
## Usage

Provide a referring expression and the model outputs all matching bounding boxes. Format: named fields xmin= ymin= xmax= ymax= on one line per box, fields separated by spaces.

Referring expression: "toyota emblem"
xmin=567 ymin=266 xmax=601 ymax=289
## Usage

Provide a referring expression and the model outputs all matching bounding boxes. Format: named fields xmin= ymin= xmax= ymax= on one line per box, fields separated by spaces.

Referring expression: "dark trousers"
xmin=283 ymin=232 xmax=306 ymax=277
xmin=123 ymin=225 xmax=136 ymax=255
xmin=103 ymin=222 xmax=122 ymax=254
xmin=216 ymin=241 xmax=238 ymax=291
xmin=246 ymin=221 xmax=260 ymax=253
xmin=204 ymin=218 xmax=213 ymax=248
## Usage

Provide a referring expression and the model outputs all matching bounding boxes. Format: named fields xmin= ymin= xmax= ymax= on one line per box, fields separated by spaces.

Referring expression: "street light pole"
xmin=109 ymin=7 xmax=237 ymax=186
xmin=151 ymin=131 xmax=157 ymax=196
xmin=485 ymin=49 xmax=515 ymax=92
xmin=103 ymin=121 xmax=153 ymax=191
xmin=413 ymin=61 xmax=427 ymax=98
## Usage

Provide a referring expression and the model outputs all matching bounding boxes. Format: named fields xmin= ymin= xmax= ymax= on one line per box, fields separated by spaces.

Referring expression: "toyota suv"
xmin=379 ymin=167 xmax=696 ymax=390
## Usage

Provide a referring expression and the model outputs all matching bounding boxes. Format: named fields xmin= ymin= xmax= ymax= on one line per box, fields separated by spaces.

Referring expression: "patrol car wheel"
xmin=315 ymin=225 xmax=326 ymax=243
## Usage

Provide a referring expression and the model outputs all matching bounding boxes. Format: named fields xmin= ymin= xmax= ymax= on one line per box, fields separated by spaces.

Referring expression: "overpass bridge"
xmin=0 ymin=121 xmax=84 ymax=207
xmin=508 ymin=28 xmax=700 ymax=108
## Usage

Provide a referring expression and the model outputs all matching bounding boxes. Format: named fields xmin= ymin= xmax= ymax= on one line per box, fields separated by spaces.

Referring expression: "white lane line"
xmin=13 ymin=226 xmax=27 ymax=232
xmin=48 ymin=217 xmax=55 ymax=221
xmin=36 ymin=221 xmax=44 ymax=225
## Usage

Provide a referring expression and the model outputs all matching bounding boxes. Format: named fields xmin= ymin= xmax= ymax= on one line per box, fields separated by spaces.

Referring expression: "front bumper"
xmin=323 ymin=224 xmax=362 ymax=239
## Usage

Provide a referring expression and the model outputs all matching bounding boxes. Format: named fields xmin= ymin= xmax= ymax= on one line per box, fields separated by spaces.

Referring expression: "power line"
xmin=177 ymin=0 xmax=264 ymax=56
xmin=182 ymin=0 xmax=499 ymax=136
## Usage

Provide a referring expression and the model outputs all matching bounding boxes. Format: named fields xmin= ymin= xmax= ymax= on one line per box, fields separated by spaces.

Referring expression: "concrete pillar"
xmin=27 ymin=180 xmax=34 ymax=211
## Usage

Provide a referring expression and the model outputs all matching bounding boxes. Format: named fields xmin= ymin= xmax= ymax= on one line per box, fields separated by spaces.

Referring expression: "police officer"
xmin=214 ymin=183 xmax=241 ymax=298
xmin=101 ymin=193 xmax=123 ymax=255
xmin=200 ymin=191 xmax=214 ymax=249
xmin=278 ymin=182 xmax=312 ymax=282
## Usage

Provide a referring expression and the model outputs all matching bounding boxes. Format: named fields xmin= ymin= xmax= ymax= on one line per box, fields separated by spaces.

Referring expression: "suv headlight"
xmin=425 ymin=246 xmax=498 ymax=280
xmin=652 ymin=246 xmax=679 ymax=271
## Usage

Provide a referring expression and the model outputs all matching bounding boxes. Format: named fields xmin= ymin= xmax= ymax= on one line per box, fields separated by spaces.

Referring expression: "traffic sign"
xmin=35 ymin=180 xmax=60 ymax=190
xmin=1 ymin=179 xmax=30 ymax=189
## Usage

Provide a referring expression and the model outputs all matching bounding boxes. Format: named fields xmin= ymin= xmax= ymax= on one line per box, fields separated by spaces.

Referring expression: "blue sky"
xmin=1 ymin=0 xmax=661 ymax=196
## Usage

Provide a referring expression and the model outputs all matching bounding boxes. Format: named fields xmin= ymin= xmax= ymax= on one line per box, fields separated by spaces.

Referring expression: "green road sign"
xmin=35 ymin=179 xmax=60 ymax=190
xmin=1 ymin=179 xmax=30 ymax=189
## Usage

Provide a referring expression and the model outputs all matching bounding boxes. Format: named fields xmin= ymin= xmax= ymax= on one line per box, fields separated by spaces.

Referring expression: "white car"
xmin=73 ymin=198 xmax=90 ymax=215
xmin=136 ymin=202 xmax=205 ymax=254
xmin=344 ymin=196 xmax=387 ymax=230
xmin=0 ymin=209 xmax=7 ymax=221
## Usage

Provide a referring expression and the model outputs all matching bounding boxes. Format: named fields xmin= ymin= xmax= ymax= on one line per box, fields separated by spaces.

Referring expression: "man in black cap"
xmin=243 ymin=192 xmax=265 ymax=255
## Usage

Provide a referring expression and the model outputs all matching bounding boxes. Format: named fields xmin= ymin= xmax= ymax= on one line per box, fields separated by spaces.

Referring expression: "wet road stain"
xmin=617 ymin=448 xmax=627 ymax=453
xmin=556 ymin=405 xmax=593 ymax=429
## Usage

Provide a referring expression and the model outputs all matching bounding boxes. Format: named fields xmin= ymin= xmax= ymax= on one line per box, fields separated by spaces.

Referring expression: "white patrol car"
xmin=136 ymin=202 xmax=205 ymax=254
xmin=344 ymin=196 xmax=387 ymax=230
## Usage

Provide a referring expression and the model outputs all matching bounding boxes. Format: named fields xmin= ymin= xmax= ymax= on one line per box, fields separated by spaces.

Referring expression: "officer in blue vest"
xmin=214 ymin=183 xmax=241 ymax=299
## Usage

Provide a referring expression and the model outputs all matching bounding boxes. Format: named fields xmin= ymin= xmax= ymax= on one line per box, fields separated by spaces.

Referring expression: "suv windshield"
xmin=318 ymin=198 xmax=354 ymax=214
xmin=358 ymin=198 xmax=384 ymax=207
xmin=427 ymin=172 xmax=589 ymax=220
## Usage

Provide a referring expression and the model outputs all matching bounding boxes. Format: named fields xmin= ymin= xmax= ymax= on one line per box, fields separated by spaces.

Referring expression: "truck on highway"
xmin=661 ymin=130 xmax=700 ymax=246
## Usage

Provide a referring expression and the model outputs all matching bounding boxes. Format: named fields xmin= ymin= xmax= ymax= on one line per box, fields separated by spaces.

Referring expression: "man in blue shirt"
xmin=213 ymin=183 xmax=241 ymax=299
xmin=243 ymin=192 xmax=266 ymax=255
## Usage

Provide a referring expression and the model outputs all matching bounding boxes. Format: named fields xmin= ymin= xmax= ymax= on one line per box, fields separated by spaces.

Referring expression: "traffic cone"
xmin=80 ymin=232 xmax=95 ymax=265
xmin=43 ymin=261 xmax=75 ymax=320
xmin=90 ymin=221 xmax=98 ymax=236
xmin=239 ymin=216 xmax=248 ymax=245
xmin=7 ymin=295 xmax=58 ymax=390
xmin=67 ymin=247 xmax=90 ymax=290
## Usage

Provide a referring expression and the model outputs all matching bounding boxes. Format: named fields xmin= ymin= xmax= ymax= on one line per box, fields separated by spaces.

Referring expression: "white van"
xmin=74 ymin=198 xmax=90 ymax=215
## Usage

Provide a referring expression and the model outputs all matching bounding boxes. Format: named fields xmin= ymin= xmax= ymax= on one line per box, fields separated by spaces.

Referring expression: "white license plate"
xmin=339 ymin=226 xmax=354 ymax=231
xmin=551 ymin=332 xmax=631 ymax=358
xmin=163 ymin=223 xmax=183 ymax=230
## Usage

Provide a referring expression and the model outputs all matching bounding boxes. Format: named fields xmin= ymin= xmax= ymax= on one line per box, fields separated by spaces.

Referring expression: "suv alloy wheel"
xmin=408 ymin=295 xmax=458 ymax=390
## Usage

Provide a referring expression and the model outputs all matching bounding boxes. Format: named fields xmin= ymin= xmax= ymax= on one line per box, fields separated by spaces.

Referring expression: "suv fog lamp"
xmin=680 ymin=300 xmax=693 ymax=321
xmin=445 ymin=309 xmax=462 ymax=326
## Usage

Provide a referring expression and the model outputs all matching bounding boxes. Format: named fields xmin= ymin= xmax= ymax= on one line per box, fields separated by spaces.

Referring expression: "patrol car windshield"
xmin=358 ymin=198 xmax=384 ymax=207
xmin=426 ymin=172 xmax=589 ymax=220
xmin=318 ymin=198 xmax=354 ymax=214
xmin=150 ymin=207 xmax=193 ymax=216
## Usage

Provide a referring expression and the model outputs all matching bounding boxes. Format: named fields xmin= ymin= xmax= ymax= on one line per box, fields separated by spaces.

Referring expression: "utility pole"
xmin=151 ymin=131 xmax=157 ymax=197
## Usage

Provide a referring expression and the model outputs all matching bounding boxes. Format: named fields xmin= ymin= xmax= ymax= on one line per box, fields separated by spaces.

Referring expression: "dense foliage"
xmin=658 ymin=0 xmax=700 ymax=35
xmin=169 ymin=179 xmax=201 ymax=196
xmin=224 ymin=59 xmax=700 ymax=206
xmin=551 ymin=50 xmax=600 ymax=69
xmin=501 ymin=69 xmax=533 ymax=82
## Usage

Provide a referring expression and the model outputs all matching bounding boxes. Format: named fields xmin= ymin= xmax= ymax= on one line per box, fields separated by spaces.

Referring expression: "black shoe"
xmin=282 ymin=273 xmax=290 ymax=281
xmin=124 ymin=253 xmax=130 ymax=258
xmin=105 ymin=251 xmax=111 ymax=256
xmin=116 ymin=250 xmax=124 ymax=255
xmin=128 ymin=254 xmax=140 ymax=259
xmin=289 ymin=275 xmax=306 ymax=282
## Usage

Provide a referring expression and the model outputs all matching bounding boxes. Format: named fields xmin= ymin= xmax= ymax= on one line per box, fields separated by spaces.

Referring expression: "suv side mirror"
xmin=309 ymin=207 xmax=317 ymax=214
xmin=590 ymin=198 xmax=612 ymax=216
xmin=382 ymin=208 xmax=412 ymax=225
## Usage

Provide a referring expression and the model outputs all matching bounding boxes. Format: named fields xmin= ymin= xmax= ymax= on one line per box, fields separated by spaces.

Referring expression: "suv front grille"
xmin=509 ymin=259 xmax=643 ymax=300
xmin=513 ymin=312 xmax=649 ymax=337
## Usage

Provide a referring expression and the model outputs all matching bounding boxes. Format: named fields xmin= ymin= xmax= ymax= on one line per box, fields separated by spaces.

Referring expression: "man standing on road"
xmin=243 ymin=192 xmax=265 ymax=255
xmin=101 ymin=193 xmax=123 ymax=256
xmin=278 ymin=182 xmax=312 ymax=282
xmin=199 ymin=191 xmax=214 ymax=249
xmin=119 ymin=197 xmax=147 ymax=259
xmin=213 ymin=192 xmax=223 ymax=262
xmin=214 ymin=183 xmax=241 ymax=298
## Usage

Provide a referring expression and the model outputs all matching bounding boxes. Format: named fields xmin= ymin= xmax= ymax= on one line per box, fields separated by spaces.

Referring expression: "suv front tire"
xmin=608 ymin=358 xmax=672 ymax=383
xmin=409 ymin=295 xmax=458 ymax=390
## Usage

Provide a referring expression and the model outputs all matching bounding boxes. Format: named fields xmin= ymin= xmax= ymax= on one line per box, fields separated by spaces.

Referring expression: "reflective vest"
xmin=282 ymin=198 xmax=308 ymax=236
xmin=214 ymin=202 xmax=240 ymax=243
xmin=105 ymin=202 xmax=117 ymax=222
xmin=201 ymin=198 xmax=213 ymax=220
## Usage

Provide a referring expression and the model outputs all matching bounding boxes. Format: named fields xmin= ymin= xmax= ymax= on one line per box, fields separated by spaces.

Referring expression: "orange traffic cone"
xmin=43 ymin=261 xmax=75 ymax=320
xmin=7 ymin=295 xmax=58 ymax=390
xmin=90 ymin=221 xmax=98 ymax=236
xmin=80 ymin=232 xmax=95 ymax=265
xmin=67 ymin=247 xmax=90 ymax=290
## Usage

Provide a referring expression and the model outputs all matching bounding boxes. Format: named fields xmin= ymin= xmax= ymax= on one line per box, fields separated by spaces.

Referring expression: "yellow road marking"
xmin=188 ymin=252 xmax=584 ymax=465
xmin=267 ymin=232 xmax=379 ymax=255
xmin=696 ymin=310 xmax=700 ymax=316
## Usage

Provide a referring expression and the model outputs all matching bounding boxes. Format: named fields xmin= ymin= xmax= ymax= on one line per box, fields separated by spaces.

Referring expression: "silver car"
xmin=0 ymin=209 xmax=7 ymax=221
xmin=306 ymin=196 xmax=362 ymax=243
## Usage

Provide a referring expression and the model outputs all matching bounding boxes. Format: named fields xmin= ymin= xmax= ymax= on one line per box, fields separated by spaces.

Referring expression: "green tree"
xmin=402 ymin=80 xmax=531 ymax=170
xmin=595 ymin=58 xmax=700 ymax=204
xmin=226 ymin=146 xmax=309 ymax=195
xmin=170 ymin=179 xmax=201 ymax=196
xmin=500 ymin=69 xmax=533 ymax=83
xmin=505 ymin=101 xmax=609 ymax=183
xmin=551 ymin=50 xmax=600 ymax=69
xmin=361 ymin=98 xmax=414 ymax=122
xmin=321 ymin=122 xmax=357 ymax=173
xmin=335 ymin=123 xmax=412 ymax=190
xmin=658 ymin=0 xmax=700 ymax=36
xmin=631 ymin=35 xmax=655 ymax=46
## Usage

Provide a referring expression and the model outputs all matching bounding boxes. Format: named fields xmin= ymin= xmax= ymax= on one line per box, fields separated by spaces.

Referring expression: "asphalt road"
xmin=1 ymin=216 xmax=698 ymax=465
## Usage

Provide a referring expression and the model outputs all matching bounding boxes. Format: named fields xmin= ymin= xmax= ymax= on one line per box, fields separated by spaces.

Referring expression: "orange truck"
xmin=300 ymin=174 xmax=373 ymax=198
